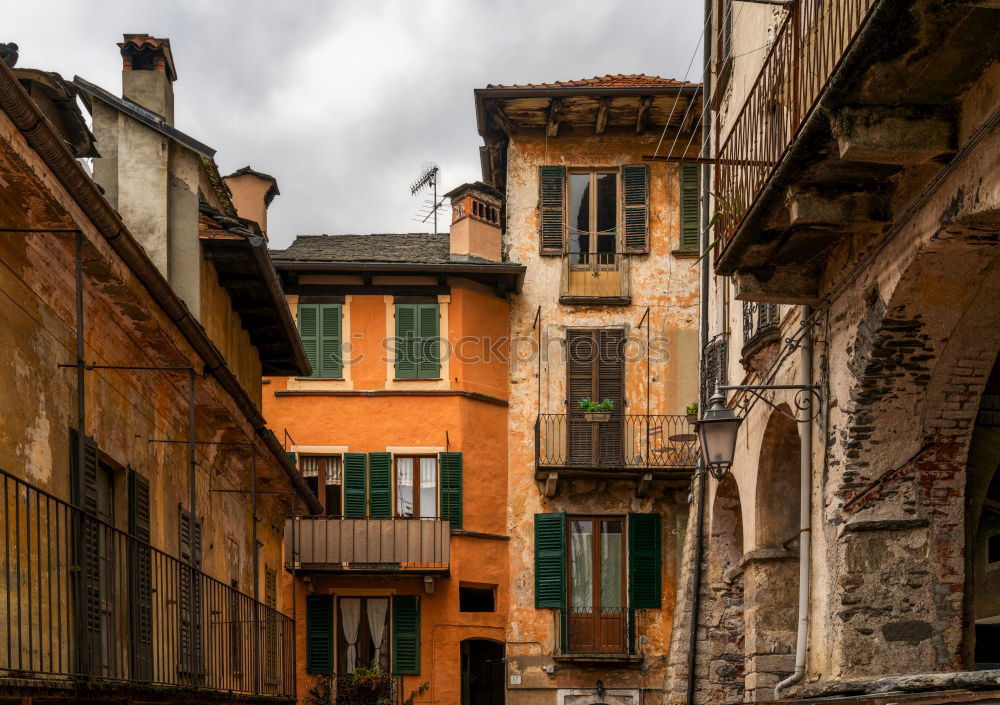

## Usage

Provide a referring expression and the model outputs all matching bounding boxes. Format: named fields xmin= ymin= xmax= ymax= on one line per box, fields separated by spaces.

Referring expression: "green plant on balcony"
xmin=580 ymin=397 xmax=615 ymax=422
xmin=686 ymin=402 xmax=699 ymax=424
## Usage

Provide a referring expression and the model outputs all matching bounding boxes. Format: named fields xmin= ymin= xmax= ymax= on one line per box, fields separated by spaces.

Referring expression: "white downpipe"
xmin=775 ymin=305 xmax=813 ymax=699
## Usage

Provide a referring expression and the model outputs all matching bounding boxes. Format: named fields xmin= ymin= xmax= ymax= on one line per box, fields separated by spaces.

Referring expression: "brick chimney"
xmin=445 ymin=182 xmax=503 ymax=262
xmin=118 ymin=34 xmax=176 ymax=123
xmin=223 ymin=167 xmax=280 ymax=239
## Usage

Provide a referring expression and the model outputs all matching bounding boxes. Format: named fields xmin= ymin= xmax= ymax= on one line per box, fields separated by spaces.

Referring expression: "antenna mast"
xmin=409 ymin=163 xmax=447 ymax=233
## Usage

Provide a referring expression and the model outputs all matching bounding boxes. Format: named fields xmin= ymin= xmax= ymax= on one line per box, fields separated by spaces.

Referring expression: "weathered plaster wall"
xmin=503 ymin=128 xmax=701 ymax=702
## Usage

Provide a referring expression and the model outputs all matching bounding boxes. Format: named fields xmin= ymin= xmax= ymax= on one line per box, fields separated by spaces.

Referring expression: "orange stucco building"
xmin=262 ymin=185 xmax=523 ymax=704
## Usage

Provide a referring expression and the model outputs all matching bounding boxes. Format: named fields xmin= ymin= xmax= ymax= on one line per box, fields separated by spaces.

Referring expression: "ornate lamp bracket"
xmin=718 ymin=383 xmax=823 ymax=424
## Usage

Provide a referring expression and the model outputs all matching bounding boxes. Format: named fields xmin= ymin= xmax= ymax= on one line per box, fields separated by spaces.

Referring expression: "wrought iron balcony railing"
xmin=560 ymin=251 xmax=631 ymax=303
xmin=285 ymin=516 xmax=450 ymax=574
xmin=536 ymin=414 xmax=698 ymax=470
xmin=743 ymin=301 xmax=782 ymax=348
xmin=716 ymin=0 xmax=879 ymax=246
xmin=0 ymin=468 xmax=294 ymax=697
xmin=559 ymin=607 xmax=636 ymax=658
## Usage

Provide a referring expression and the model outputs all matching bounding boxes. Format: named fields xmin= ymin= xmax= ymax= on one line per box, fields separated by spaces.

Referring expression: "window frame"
xmin=335 ymin=595 xmax=392 ymax=675
xmin=394 ymin=454 xmax=439 ymax=519
xmin=565 ymin=514 xmax=627 ymax=612
xmin=566 ymin=168 xmax=620 ymax=263
xmin=297 ymin=302 xmax=344 ymax=380
xmin=299 ymin=455 xmax=344 ymax=516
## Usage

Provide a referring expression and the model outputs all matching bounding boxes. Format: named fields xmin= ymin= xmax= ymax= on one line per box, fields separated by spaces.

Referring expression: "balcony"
xmin=285 ymin=516 xmax=450 ymax=575
xmin=535 ymin=414 xmax=698 ymax=487
xmin=560 ymin=252 xmax=631 ymax=305
xmin=0 ymin=469 xmax=294 ymax=699
xmin=556 ymin=607 xmax=641 ymax=663
xmin=713 ymin=0 xmax=998 ymax=302
xmin=741 ymin=301 xmax=781 ymax=370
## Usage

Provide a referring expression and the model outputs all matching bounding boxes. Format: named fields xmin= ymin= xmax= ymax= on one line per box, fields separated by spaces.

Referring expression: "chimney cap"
xmin=224 ymin=166 xmax=281 ymax=207
xmin=118 ymin=34 xmax=176 ymax=81
xmin=442 ymin=181 xmax=503 ymax=203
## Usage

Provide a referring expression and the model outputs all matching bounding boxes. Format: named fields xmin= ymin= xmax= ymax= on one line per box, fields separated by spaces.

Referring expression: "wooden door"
xmin=567 ymin=329 xmax=624 ymax=466
xmin=567 ymin=518 xmax=625 ymax=654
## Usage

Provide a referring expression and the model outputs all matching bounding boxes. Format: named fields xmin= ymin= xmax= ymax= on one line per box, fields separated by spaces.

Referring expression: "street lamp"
xmin=697 ymin=388 xmax=742 ymax=480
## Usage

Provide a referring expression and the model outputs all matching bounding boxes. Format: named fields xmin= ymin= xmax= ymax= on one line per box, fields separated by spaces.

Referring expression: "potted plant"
xmin=686 ymin=402 xmax=699 ymax=425
xmin=580 ymin=397 xmax=615 ymax=422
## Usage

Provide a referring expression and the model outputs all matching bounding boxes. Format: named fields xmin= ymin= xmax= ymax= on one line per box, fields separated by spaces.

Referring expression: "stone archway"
xmin=744 ymin=408 xmax=800 ymax=701
xmin=703 ymin=473 xmax=746 ymax=704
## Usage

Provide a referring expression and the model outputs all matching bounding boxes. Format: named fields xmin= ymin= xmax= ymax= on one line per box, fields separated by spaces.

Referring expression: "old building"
xmin=474 ymin=75 xmax=704 ymax=705
xmin=0 ymin=37 xmax=319 ymax=703
xmin=263 ymin=198 xmax=523 ymax=704
xmin=665 ymin=1 xmax=1000 ymax=704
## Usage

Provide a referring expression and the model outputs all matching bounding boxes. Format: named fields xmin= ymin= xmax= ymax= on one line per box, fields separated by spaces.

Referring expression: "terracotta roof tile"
xmin=486 ymin=74 xmax=694 ymax=90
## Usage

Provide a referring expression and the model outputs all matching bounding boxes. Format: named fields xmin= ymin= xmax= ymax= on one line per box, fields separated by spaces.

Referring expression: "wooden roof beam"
xmin=636 ymin=96 xmax=652 ymax=134
xmin=680 ymin=97 xmax=699 ymax=134
xmin=487 ymin=101 xmax=516 ymax=137
xmin=546 ymin=98 xmax=563 ymax=137
xmin=595 ymin=97 xmax=609 ymax=134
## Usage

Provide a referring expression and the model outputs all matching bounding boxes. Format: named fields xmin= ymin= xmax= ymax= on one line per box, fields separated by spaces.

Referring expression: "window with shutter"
xmin=438 ymin=452 xmax=462 ymax=530
xmin=306 ymin=594 xmax=334 ymax=675
xmin=395 ymin=303 xmax=440 ymax=380
xmin=343 ymin=453 xmax=368 ymax=518
xmin=368 ymin=452 xmax=392 ymax=519
xmin=539 ymin=166 xmax=566 ymax=254
xmin=128 ymin=469 xmax=153 ymax=680
xmin=178 ymin=508 xmax=204 ymax=679
xmin=69 ymin=428 xmax=103 ymax=676
xmin=297 ymin=303 xmax=343 ymax=378
xmin=264 ymin=568 xmax=278 ymax=682
xmin=679 ymin=164 xmax=701 ymax=252
xmin=622 ymin=165 xmax=649 ymax=253
xmin=534 ymin=513 xmax=566 ymax=608
xmin=566 ymin=329 xmax=625 ymax=465
xmin=628 ymin=513 xmax=662 ymax=608
xmin=392 ymin=595 xmax=421 ymax=675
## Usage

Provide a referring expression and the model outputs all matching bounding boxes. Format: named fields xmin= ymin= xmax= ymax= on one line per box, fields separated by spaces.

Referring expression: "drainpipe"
xmin=775 ymin=305 xmax=813 ymax=699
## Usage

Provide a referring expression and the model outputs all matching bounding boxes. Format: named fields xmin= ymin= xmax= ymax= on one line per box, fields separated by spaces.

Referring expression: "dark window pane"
xmin=569 ymin=174 xmax=590 ymax=236
xmin=325 ymin=484 xmax=341 ymax=516
xmin=459 ymin=586 xmax=496 ymax=612
xmin=989 ymin=533 xmax=1000 ymax=564
xmin=569 ymin=233 xmax=590 ymax=257
xmin=595 ymin=172 xmax=617 ymax=237
xmin=304 ymin=476 xmax=319 ymax=501
xmin=596 ymin=234 xmax=615 ymax=256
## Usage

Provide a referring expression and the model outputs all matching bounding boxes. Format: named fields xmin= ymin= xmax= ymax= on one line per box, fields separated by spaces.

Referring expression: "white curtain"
xmin=570 ymin=521 xmax=593 ymax=611
xmin=325 ymin=456 xmax=342 ymax=485
xmin=600 ymin=527 xmax=623 ymax=610
xmin=300 ymin=456 xmax=319 ymax=477
xmin=340 ymin=598 xmax=361 ymax=672
xmin=396 ymin=458 xmax=414 ymax=516
xmin=366 ymin=598 xmax=389 ymax=666
xmin=419 ymin=457 xmax=437 ymax=518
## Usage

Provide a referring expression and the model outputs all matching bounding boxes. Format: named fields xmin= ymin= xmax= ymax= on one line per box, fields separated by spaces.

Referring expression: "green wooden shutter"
xmin=286 ymin=451 xmax=297 ymax=466
xmin=392 ymin=595 xmax=420 ymax=675
xmin=539 ymin=166 xmax=566 ymax=255
xmin=297 ymin=303 xmax=319 ymax=376
xmin=438 ymin=452 xmax=462 ymax=530
xmin=319 ymin=304 xmax=343 ymax=378
xmin=69 ymin=428 xmax=101 ymax=675
xmin=305 ymin=594 xmax=334 ymax=675
xmin=416 ymin=304 xmax=440 ymax=379
xmin=128 ymin=469 xmax=153 ymax=680
xmin=343 ymin=453 xmax=367 ymax=518
xmin=622 ymin=164 xmax=649 ymax=253
xmin=395 ymin=304 xmax=418 ymax=379
xmin=628 ymin=513 xmax=662 ymax=608
xmin=534 ymin=513 xmax=566 ymax=608
xmin=368 ymin=452 xmax=392 ymax=519
xmin=679 ymin=164 xmax=701 ymax=252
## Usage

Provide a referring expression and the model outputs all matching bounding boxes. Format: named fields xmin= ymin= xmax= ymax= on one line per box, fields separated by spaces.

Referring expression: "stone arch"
xmin=743 ymin=407 xmax=801 ymax=701
xmin=833 ymin=213 xmax=1000 ymax=675
xmin=701 ymin=473 xmax=746 ymax=704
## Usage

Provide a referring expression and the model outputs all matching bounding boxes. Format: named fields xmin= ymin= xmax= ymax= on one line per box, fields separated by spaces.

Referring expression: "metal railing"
xmin=716 ymin=0 xmax=879 ymax=245
xmin=743 ymin=301 xmax=782 ymax=346
xmin=560 ymin=252 xmax=631 ymax=301
xmin=0 ymin=468 xmax=294 ymax=697
xmin=334 ymin=672 xmax=398 ymax=705
xmin=286 ymin=516 xmax=450 ymax=573
xmin=560 ymin=607 xmax=635 ymax=656
xmin=536 ymin=414 xmax=699 ymax=470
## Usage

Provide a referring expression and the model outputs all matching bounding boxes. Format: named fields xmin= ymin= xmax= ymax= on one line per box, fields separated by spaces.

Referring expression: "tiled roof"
xmin=486 ymin=74 xmax=694 ymax=90
xmin=272 ymin=233 xmax=454 ymax=264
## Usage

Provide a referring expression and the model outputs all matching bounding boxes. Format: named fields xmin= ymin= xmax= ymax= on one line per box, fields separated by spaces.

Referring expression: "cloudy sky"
xmin=7 ymin=1 xmax=704 ymax=249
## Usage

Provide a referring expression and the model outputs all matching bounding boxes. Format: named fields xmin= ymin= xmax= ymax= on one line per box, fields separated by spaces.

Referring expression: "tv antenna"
xmin=409 ymin=163 xmax=448 ymax=233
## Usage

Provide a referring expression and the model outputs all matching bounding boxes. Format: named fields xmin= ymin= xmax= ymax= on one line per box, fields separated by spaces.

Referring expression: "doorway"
xmin=461 ymin=639 xmax=504 ymax=705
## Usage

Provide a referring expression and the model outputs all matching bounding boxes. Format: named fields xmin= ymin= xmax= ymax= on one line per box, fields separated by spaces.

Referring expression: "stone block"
xmin=832 ymin=108 xmax=953 ymax=165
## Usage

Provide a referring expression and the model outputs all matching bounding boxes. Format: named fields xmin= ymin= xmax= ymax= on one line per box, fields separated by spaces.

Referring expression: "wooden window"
xmin=395 ymin=456 xmax=438 ymax=519
xmin=337 ymin=596 xmax=391 ymax=674
xmin=391 ymin=595 xmax=420 ymax=675
xmin=178 ymin=507 xmax=204 ymax=679
xmin=438 ymin=452 xmax=463 ymax=530
xmin=306 ymin=594 xmax=334 ymax=675
xmin=539 ymin=165 xmax=566 ymax=255
xmin=229 ymin=580 xmax=243 ymax=677
xmin=368 ymin=452 xmax=393 ymax=519
xmin=566 ymin=329 xmax=625 ymax=465
xmin=568 ymin=170 xmax=618 ymax=265
xmin=301 ymin=456 xmax=343 ymax=515
xmin=567 ymin=516 xmax=626 ymax=654
xmin=679 ymin=164 xmax=701 ymax=252
xmin=621 ymin=164 xmax=649 ymax=253
xmin=395 ymin=303 xmax=440 ymax=380
xmin=127 ymin=469 xmax=153 ymax=680
xmin=298 ymin=303 xmax=343 ymax=379
xmin=264 ymin=567 xmax=278 ymax=682
xmin=343 ymin=453 xmax=367 ymax=519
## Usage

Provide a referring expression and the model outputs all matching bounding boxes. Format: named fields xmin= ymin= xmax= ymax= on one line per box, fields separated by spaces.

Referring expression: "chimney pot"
xmin=119 ymin=34 xmax=176 ymax=123
xmin=444 ymin=181 xmax=503 ymax=262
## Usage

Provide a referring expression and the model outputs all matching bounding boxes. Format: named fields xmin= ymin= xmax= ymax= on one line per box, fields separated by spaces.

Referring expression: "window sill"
xmin=553 ymin=652 xmax=644 ymax=665
xmin=559 ymin=296 xmax=632 ymax=307
xmin=296 ymin=377 xmax=345 ymax=381
xmin=393 ymin=378 xmax=443 ymax=382
xmin=671 ymin=249 xmax=699 ymax=259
